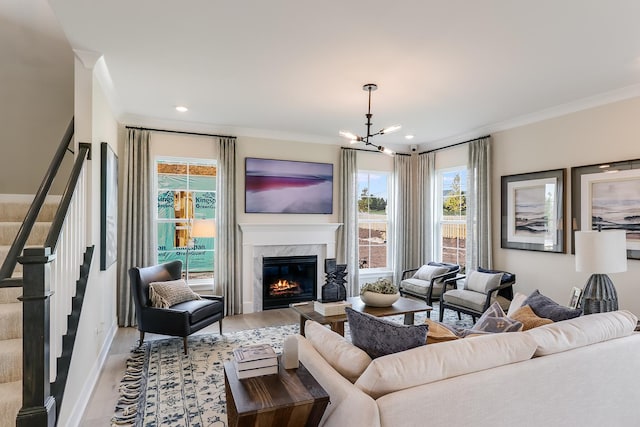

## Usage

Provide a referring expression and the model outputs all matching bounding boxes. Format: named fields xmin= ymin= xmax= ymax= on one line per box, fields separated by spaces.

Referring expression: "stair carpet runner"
xmin=0 ymin=200 xmax=57 ymax=427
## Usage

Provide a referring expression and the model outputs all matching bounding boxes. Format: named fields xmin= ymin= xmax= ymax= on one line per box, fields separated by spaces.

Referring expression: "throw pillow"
xmin=345 ymin=307 xmax=428 ymax=358
xmin=148 ymin=279 xmax=201 ymax=308
xmin=413 ymin=265 xmax=449 ymax=281
xmin=523 ymin=289 xmax=582 ymax=322
xmin=506 ymin=292 xmax=529 ymax=317
xmin=509 ymin=304 xmax=553 ymax=330
xmin=471 ymin=301 xmax=523 ymax=333
xmin=425 ymin=319 xmax=461 ymax=344
xmin=464 ymin=270 xmax=504 ymax=294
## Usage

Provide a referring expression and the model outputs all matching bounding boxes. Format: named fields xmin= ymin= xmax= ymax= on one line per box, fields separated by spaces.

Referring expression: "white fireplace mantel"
xmin=239 ymin=223 xmax=341 ymax=313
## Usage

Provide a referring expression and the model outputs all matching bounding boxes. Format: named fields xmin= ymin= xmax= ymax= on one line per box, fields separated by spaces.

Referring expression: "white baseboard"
xmin=59 ymin=320 xmax=118 ymax=427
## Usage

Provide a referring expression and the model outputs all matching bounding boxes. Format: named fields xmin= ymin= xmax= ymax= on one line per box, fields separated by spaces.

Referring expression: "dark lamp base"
xmin=581 ymin=273 xmax=618 ymax=315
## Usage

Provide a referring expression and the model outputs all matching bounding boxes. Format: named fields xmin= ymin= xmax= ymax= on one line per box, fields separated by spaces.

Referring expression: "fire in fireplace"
xmin=262 ymin=255 xmax=317 ymax=309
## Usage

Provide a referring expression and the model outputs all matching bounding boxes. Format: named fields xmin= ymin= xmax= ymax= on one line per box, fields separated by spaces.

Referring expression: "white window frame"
xmin=436 ymin=166 xmax=467 ymax=268
xmin=357 ymin=170 xmax=391 ymax=274
xmin=154 ymin=156 xmax=217 ymax=287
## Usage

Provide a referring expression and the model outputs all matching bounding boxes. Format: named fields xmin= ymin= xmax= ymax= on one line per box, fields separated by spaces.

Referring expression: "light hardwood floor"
xmin=79 ymin=308 xmax=299 ymax=426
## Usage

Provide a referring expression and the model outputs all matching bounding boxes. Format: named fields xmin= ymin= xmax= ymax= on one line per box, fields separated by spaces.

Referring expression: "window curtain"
xmin=467 ymin=136 xmax=492 ymax=271
xmin=417 ymin=151 xmax=437 ymax=264
xmin=391 ymin=154 xmax=415 ymax=283
xmin=215 ymin=137 xmax=241 ymax=314
xmin=336 ymin=148 xmax=359 ymax=296
xmin=117 ymin=128 xmax=152 ymax=327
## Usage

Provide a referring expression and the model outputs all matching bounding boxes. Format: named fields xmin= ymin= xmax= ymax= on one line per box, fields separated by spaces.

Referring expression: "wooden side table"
xmin=224 ymin=356 xmax=329 ymax=427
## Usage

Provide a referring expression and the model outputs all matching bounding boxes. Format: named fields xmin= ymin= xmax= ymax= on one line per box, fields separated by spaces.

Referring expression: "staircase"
xmin=0 ymin=198 xmax=58 ymax=427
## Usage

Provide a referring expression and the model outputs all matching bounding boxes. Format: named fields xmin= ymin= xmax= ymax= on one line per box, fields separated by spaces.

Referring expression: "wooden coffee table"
xmin=291 ymin=296 xmax=432 ymax=336
xmin=224 ymin=356 xmax=329 ymax=427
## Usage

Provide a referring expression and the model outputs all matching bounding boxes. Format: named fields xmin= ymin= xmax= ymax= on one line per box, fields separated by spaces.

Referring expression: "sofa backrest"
xmin=355 ymin=332 xmax=537 ymax=399
xmin=525 ymin=309 xmax=638 ymax=356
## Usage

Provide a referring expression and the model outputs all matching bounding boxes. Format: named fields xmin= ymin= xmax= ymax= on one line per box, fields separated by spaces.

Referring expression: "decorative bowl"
xmin=360 ymin=291 xmax=400 ymax=307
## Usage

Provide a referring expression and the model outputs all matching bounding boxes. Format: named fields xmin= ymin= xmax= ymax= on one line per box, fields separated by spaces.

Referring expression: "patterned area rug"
xmin=111 ymin=305 xmax=473 ymax=426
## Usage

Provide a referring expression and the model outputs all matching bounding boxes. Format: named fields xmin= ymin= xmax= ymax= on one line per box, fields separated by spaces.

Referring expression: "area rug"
xmin=111 ymin=306 xmax=473 ymax=426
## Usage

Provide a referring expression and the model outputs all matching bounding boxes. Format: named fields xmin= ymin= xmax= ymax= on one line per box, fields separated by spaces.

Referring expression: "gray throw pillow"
xmin=523 ymin=289 xmax=582 ymax=322
xmin=471 ymin=301 xmax=523 ymax=333
xmin=345 ymin=307 xmax=428 ymax=359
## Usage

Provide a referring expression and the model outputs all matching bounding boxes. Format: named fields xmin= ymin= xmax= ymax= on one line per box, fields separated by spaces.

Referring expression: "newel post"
xmin=16 ymin=247 xmax=56 ymax=427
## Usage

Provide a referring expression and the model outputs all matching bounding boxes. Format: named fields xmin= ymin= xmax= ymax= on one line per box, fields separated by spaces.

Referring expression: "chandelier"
xmin=339 ymin=83 xmax=400 ymax=155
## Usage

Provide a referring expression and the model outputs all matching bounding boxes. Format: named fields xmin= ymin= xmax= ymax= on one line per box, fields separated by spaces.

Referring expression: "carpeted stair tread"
xmin=0 ymin=380 xmax=21 ymax=427
xmin=0 ymin=201 xmax=57 ymax=222
xmin=0 ymin=303 xmax=22 ymax=340
xmin=0 ymin=222 xmax=51 ymax=246
xmin=0 ymin=338 xmax=22 ymax=383
xmin=0 ymin=287 xmax=21 ymax=304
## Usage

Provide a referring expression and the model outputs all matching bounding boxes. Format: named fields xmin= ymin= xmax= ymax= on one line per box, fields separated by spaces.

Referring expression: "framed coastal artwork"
xmin=571 ymin=158 xmax=640 ymax=259
xmin=501 ymin=169 xmax=565 ymax=253
xmin=245 ymin=157 xmax=333 ymax=214
xmin=100 ymin=142 xmax=118 ymax=270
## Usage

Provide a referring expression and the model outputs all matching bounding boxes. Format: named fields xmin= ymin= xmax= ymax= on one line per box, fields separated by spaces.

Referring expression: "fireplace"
xmin=262 ymin=255 xmax=317 ymax=310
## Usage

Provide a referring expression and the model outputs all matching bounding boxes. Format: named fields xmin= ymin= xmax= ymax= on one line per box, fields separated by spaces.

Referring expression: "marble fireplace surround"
xmin=239 ymin=223 xmax=341 ymax=313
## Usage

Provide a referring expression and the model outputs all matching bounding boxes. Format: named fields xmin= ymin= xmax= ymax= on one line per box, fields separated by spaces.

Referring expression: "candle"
xmin=283 ymin=335 xmax=299 ymax=369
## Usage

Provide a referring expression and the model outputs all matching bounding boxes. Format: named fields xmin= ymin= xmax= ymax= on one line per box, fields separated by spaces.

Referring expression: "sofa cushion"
xmin=470 ymin=301 xmax=523 ymax=333
xmin=464 ymin=270 xmax=503 ymax=294
xmin=525 ymin=310 xmax=638 ymax=356
xmin=442 ymin=289 xmax=511 ymax=313
xmin=400 ymin=278 xmax=444 ymax=297
xmin=523 ymin=289 xmax=582 ymax=322
xmin=171 ymin=298 xmax=223 ymax=324
xmin=413 ymin=265 xmax=449 ymax=281
xmin=345 ymin=307 xmax=428 ymax=359
xmin=148 ymin=279 xmax=201 ymax=308
xmin=509 ymin=304 xmax=553 ymax=330
xmin=355 ymin=332 xmax=537 ymax=399
xmin=304 ymin=320 xmax=371 ymax=382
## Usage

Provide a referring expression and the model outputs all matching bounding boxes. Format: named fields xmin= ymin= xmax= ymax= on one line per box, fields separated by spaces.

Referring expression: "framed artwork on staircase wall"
xmin=101 ymin=142 xmax=118 ymax=270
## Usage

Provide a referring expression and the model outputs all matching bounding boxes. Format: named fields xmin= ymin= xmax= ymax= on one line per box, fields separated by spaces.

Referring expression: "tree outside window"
xmin=440 ymin=169 xmax=467 ymax=269
xmin=357 ymin=172 xmax=389 ymax=270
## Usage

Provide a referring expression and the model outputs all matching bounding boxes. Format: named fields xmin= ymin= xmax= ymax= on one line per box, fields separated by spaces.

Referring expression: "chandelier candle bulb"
xmin=283 ymin=335 xmax=299 ymax=369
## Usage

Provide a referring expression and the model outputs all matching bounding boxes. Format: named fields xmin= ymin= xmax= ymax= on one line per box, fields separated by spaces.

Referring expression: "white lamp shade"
xmin=575 ymin=230 xmax=627 ymax=274
xmin=191 ymin=219 xmax=216 ymax=238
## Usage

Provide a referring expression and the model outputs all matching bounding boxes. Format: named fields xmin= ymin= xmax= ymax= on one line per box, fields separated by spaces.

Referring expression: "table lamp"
xmin=185 ymin=219 xmax=216 ymax=283
xmin=574 ymin=229 xmax=627 ymax=314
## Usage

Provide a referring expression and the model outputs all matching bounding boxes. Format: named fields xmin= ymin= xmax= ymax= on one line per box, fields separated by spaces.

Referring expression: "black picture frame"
xmin=570 ymin=158 xmax=640 ymax=259
xmin=244 ymin=157 xmax=333 ymax=214
xmin=101 ymin=142 xmax=118 ymax=270
xmin=501 ymin=168 xmax=565 ymax=253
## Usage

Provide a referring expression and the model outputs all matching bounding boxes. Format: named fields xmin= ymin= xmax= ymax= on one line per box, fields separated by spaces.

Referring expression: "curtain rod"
xmin=420 ymin=134 xmax=490 ymax=155
xmin=341 ymin=146 xmax=410 ymax=156
xmin=125 ymin=125 xmax=236 ymax=139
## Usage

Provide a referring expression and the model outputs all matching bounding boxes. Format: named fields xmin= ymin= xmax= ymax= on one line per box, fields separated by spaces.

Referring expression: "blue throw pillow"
xmin=345 ymin=307 xmax=428 ymax=359
xmin=523 ymin=289 xmax=582 ymax=322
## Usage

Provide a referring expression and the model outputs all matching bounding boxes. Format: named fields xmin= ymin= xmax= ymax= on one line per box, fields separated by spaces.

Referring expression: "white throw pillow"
xmin=464 ymin=270 xmax=503 ymax=294
xmin=148 ymin=279 xmax=201 ymax=308
xmin=413 ymin=265 xmax=449 ymax=281
xmin=507 ymin=292 xmax=528 ymax=317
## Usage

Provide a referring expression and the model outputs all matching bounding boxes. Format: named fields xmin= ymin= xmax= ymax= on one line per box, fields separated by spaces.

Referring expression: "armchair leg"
xmin=183 ymin=337 xmax=188 ymax=355
xmin=439 ymin=307 xmax=444 ymax=322
xmin=219 ymin=319 xmax=223 ymax=335
xmin=139 ymin=331 xmax=145 ymax=347
xmin=457 ymin=312 xmax=462 ymax=321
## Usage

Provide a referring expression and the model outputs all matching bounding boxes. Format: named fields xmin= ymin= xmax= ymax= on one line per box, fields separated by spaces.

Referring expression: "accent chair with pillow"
xmin=399 ymin=262 xmax=460 ymax=314
xmin=439 ymin=268 xmax=516 ymax=323
xmin=129 ymin=260 xmax=224 ymax=354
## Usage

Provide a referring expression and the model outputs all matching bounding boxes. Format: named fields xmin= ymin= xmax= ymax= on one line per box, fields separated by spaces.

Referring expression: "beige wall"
xmin=492 ymin=96 xmax=640 ymax=316
xmin=0 ymin=0 xmax=74 ymax=195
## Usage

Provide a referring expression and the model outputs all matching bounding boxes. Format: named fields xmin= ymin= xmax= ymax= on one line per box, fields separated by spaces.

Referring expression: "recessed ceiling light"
xmin=405 ymin=134 xmax=414 ymax=140
xmin=176 ymin=106 xmax=188 ymax=112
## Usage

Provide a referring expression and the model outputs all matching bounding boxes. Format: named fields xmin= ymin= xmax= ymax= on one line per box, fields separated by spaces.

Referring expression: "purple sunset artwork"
xmin=245 ymin=158 xmax=333 ymax=214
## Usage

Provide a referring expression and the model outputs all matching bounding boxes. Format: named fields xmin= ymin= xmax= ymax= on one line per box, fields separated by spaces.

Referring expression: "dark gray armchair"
xmin=399 ymin=262 xmax=461 ymax=316
xmin=129 ymin=260 xmax=224 ymax=354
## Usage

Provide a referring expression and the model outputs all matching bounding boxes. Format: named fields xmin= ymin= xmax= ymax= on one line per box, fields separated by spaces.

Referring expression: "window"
xmin=155 ymin=158 xmax=216 ymax=284
xmin=437 ymin=167 xmax=467 ymax=269
xmin=357 ymin=171 xmax=390 ymax=270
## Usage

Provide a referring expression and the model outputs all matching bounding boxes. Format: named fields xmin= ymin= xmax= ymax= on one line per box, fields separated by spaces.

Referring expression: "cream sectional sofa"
xmin=297 ymin=310 xmax=640 ymax=427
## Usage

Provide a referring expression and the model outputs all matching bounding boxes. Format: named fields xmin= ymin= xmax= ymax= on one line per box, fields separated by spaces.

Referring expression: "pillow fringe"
xmin=149 ymin=285 xmax=170 ymax=308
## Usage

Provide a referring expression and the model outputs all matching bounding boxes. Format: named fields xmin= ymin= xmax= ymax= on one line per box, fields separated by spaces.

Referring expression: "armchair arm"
xmin=482 ymin=279 xmax=516 ymax=312
xmin=201 ymin=295 xmax=224 ymax=302
xmin=442 ymin=274 xmax=465 ymax=293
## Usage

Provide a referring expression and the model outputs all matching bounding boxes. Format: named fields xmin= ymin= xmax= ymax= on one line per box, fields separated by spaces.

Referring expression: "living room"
xmin=2 ymin=1 xmax=640 ymax=426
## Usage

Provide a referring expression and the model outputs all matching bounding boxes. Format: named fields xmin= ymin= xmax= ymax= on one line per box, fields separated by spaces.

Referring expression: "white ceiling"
xmin=46 ymin=0 xmax=640 ymax=151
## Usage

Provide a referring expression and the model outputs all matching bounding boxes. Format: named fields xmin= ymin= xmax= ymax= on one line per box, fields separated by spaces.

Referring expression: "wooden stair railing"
xmin=5 ymin=117 xmax=94 ymax=427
